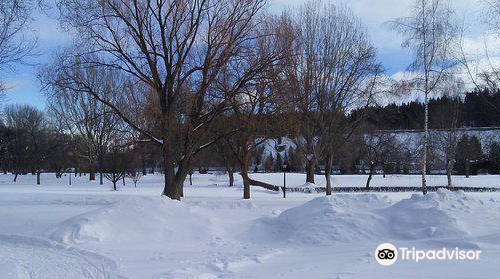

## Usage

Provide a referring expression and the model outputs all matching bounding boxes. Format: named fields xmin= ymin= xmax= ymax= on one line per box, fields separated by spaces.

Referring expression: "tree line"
xmin=351 ymin=89 xmax=500 ymax=130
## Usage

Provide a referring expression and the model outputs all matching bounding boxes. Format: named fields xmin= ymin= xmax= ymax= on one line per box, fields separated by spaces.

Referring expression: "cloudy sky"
xmin=2 ymin=0 xmax=491 ymax=108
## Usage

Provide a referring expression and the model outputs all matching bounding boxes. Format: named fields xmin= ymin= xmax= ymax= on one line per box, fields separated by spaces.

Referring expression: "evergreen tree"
xmin=455 ymin=135 xmax=470 ymax=175
xmin=455 ymin=135 xmax=483 ymax=176
xmin=489 ymin=142 xmax=500 ymax=174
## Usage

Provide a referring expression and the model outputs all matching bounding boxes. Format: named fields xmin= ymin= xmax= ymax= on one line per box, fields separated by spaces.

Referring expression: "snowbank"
xmin=249 ymin=189 xmax=481 ymax=246
xmin=243 ymin=194 xmax=389 ymax=245
xmin=275 ymin=194 xmax=388 ymax=245
xmin=49 ymin=196 xmax=215 ymax=245
xmin=379 ymin=189 xmax=470 ymax=240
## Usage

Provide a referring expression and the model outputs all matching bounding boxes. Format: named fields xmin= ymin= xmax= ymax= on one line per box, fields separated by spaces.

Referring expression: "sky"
xmin=1 ymin=0 xmax=490 ymax=109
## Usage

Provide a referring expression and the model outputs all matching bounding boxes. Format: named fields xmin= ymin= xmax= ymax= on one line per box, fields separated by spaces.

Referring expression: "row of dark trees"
xmin=3 ymin=103 xmax=499 ymax=190
xmin=351 ymin=89 xmax=500 ymax=130
xmin=0 ymin=104 xmax=160 ymax=188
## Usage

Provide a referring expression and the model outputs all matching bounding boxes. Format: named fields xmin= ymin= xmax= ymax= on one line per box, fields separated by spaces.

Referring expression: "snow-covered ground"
xmin=1 ymin=173 xmax=499 ymax=279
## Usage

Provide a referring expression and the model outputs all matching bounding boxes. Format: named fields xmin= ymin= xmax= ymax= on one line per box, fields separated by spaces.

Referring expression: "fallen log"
xmin=242 ymin=176 xmax=280 ymax=191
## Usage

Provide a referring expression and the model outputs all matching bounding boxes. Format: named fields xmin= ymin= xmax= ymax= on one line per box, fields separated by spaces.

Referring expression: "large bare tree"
xmin=213 ymin=16 xmax=287 ymax=199
xmin=390 ymin=0 xmax=457 ymax=194
xmin=280 ymin=2 xmax=381 ymax=194
xmin=53 ymin=0 xmax=279 ymax=199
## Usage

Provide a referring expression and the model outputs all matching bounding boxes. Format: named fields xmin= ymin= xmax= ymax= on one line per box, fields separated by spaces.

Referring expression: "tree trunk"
xmin=446 ymin=159 xmax=453 ymax=189
xmin=305 ymin=159 xmax=315 ymax=184
xmin=89 ymin=151 xmax=96 ymax=181
xmin=421 ymin=95 xmax=429 ymax=195
xmin=162 ymin=160 xmax=176 ymax=198
xmin=189 ymin=173 xmax=192 ymax=186
xmin=98 ymin=154 xmax=104 ymax=185
xmin=122 ymin=176 xmax=125 ymax=186
xmin=113 ymin=181 xmax=117 ymax=191
xmin=36 ymin=171 xmax=41 ymax=185
xmin=162 ymin=142 xmax=174 ymax=197
xmin=89 ymin=160 xmax=96 ymax=181
xmin=325 ymin=155 xmax=333 ymax=195
xmin=141 ymin=150 xmax=147 ymax=175
xmin=242 ymin=168 xmax=251 ymax=199
xmin=465 ymin=159 xmax=470 ymax=178
xmin=172 ymin=172 xmax=186 ymax=200
xmin=366 ymin=164 xmax=375 ymax=189
xmin=161 ymin=143 xmax=188 ymax=200
xmin=228 ymin=168 xmax=234 ymax=187
xmin=239 ymin=143 xmax=252 ymax=199
xmin=13 ymin=173 xmax=18 ymax=182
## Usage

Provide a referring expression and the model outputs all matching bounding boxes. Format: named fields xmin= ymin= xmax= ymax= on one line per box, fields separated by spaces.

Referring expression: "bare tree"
xmin=430 ymin=79 xmax=464 ymax=188
xmin=54 ymin=0 xmax=278 ymax=200
xmin=127 ymin=171 xmax=143 ymax=188
xmin=0 ymin=0 xmax=38 ymax=97
xmin=390 ymin=0 xmax=457 ymax=194
xmin=119 ymin=81 xmax=158 ymax=176
xmin=215 ymin=15 xmax=289 ymax=199
xmin=41 ymin=56 xmax=122 ymax=184
xmin=103 ymin=148 xmax=132 ymax=191
xmin=214 ymin=139 xmax=239 ymax=187
xmin=362 ymin=130 xmax=400 ymax=189
xmin=281 ymin=2 xmax=381 ymax=194
xmin=457 ymin=0 xmax=500 ymax=108
xmin=4 ymin=104 xmax=46 ymax=184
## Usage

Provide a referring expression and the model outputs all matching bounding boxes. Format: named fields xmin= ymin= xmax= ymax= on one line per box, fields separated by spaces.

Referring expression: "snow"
xmin=245 ymin=194 xmax=389 ymax=245
xmin=1 ymin=173 xmax=500 ymax=278
xmin=379 ymin=189 xmax=470 ymax=240
xmin=49 ymin=196 xmax=215 ymax=245
xmin=247 ymin=189 xmax=493 ymax=246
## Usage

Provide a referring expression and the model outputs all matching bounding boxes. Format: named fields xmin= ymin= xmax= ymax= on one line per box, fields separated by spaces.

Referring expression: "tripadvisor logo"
xmin=375 ymin=243 xmax=482 ymax=266
xmin=375 ymin=243 xmax=397 ymax=266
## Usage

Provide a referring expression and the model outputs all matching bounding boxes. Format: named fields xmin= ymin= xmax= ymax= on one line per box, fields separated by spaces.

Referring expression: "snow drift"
xmin=275 ymin=194 xmax=388 ymax=245
xmin=243 ymin=194 xmax=390 ymax=245
xmin=378 ymin=189 xmax=470 ymax=240
xmin=248 ymin=189 xmax=478 ymax=246
xmin=49 ymin=196 xmax=215 ymax=245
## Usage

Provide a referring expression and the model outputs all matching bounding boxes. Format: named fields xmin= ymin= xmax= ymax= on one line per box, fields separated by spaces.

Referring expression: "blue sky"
xmin=2 ymin=0 xmax=485 ymax=109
